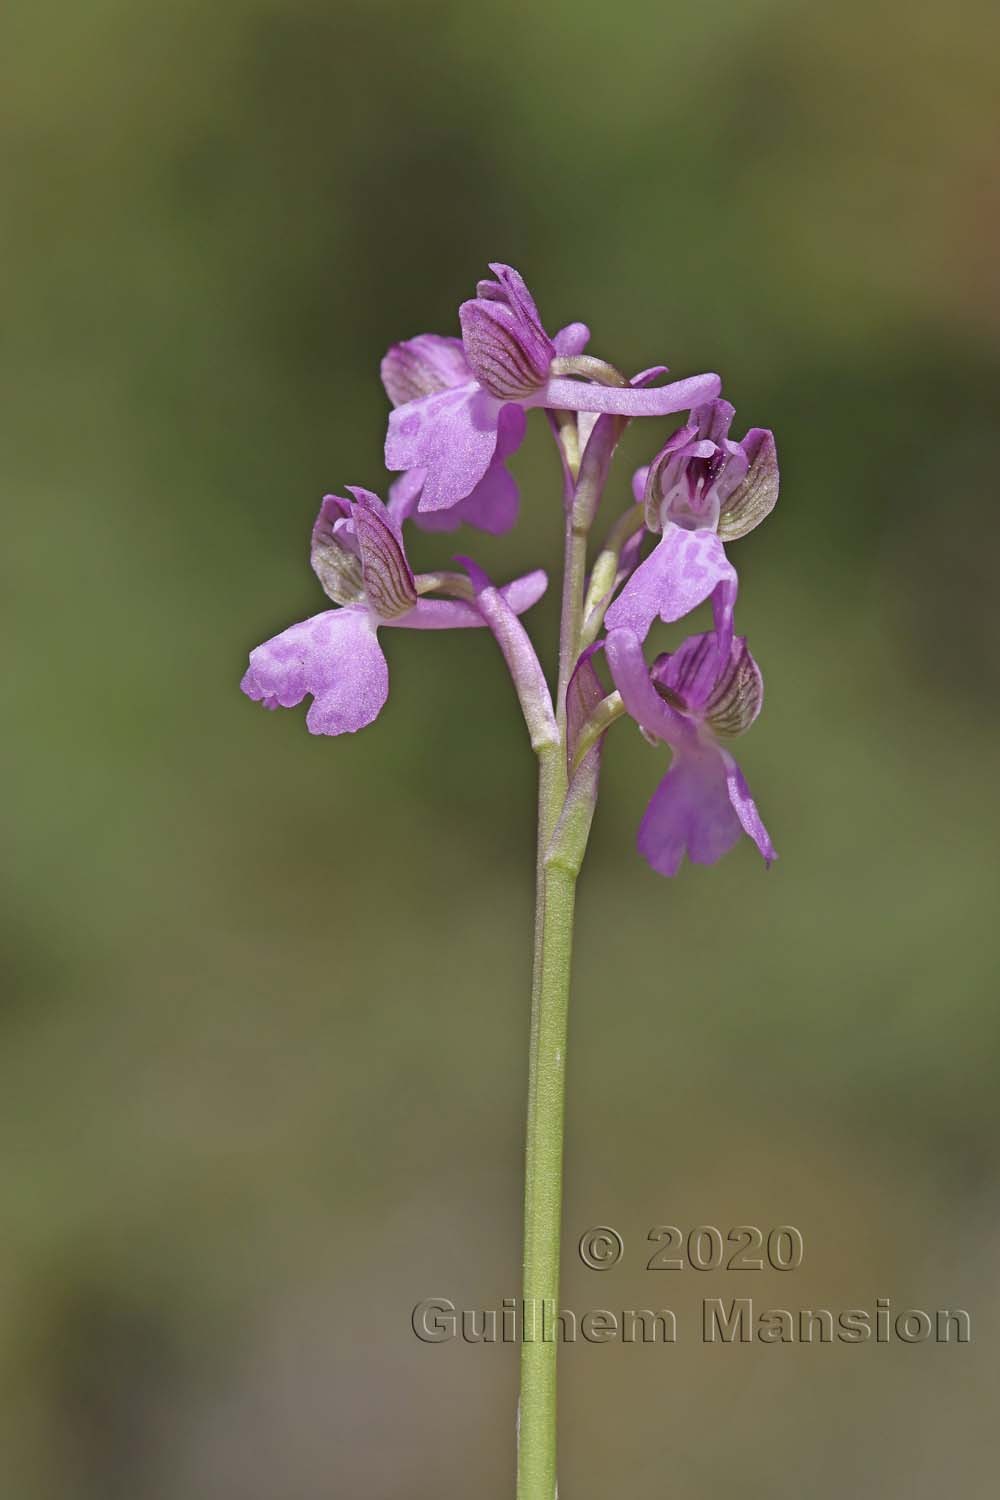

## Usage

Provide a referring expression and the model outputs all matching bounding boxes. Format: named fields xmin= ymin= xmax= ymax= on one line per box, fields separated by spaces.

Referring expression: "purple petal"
xmin=241 ymin=607 xmax=388 ymax=736
xmin=575 ymin=366 xmax=678 ymax=517
xmin=605 ymin=628 xmax=692 ymax=749
xmin=459 ymin=298 xmax=554 ymax=400
xmin=532 ymin=370 xmax=721 ymax=417
xmin=720 ymin=748 xmax=777 ymax=865
xmin=637 ymin=747 xmax=744 ymax=876
xmin=695 ymin=398 xmax=737 ymax=446
xmin=604 ymin=525 xmax=738 ymax=649
xmin=380 ymin=334 xmax=471 ymax=406
xmin=651 ymin=631 xmax=725 ymax=714
xmin=652 ymin=632 xmax=763 ymax=734
xmin=632 ymin=465 xmax=650 ymax=505
xmin=405 ymin=402 xmax=525 ymax=535
xmin=640 ymin=420 xmax=702 ymax=528
xmin=347 ymin=486 xmax=418 ymax=619
xmin=386 ymin=469 xmax=424 ymax=526
xmin=386 ymin=569 xmax=548 ymax=630
xmin=385 ymin=383 xmax=505 ymax=511
xmin=711 ymin=573 xmax=737 ymax=667
xmin=552 ymin=321 xmax=590 ymax=357
xmin=475 ymin=264 xmax=549 ymax=335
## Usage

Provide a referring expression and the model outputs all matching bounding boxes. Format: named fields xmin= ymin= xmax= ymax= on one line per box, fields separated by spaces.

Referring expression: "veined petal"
xmin=604 ymin=525 xmax=737 ymax=645
xmin=650 ymin=631 xmax=723 ymax=714
xmin=460 ymin=300 xmax=554 ymax=399
xmin=348 ymin=486 xmax=418 ymax=619
xmin=718 ymin=428 xmax=779 ymax=541
xmin=652 ymin=632 xmax=763 ymax=735
xmin=380 ymin=334 xmax=471 ymax=406
xmin=720 ymin=747 xmax=777 ymax=865
xmin=637 ymin=746 xmax=744 ymax=876
xmin=385 ymin=383 xmax=505 ymax=511
xmin=705 ymin=637 xmax=763 ymax=737
xmin=532 ymin=370 xmax=721 ymax=418
xmin=461 ymin=264 xmax=555 ymax=398
xmin=386 ymin=569 xmax=548 ymax=630
xmin=240 ymin=607 xmax=388 ymax=736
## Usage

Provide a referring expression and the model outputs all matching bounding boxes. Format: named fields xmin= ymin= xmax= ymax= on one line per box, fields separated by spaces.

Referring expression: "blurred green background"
xmin=5 ymin=0 xmax=999 ymax=1494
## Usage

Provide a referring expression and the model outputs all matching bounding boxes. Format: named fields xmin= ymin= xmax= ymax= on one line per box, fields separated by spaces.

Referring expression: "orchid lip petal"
xmin=637 ymin=747 xmax=745 ymax=876
xmin=604 ymin=525 xmax=737 ymax=653
xmin=241 ymin=607 xmax=389 ymax=737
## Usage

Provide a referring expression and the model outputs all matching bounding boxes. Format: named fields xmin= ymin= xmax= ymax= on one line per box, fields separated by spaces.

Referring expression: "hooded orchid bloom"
xmin=381 ymin=264 xmax=723 ymax=533
xmin=605 ymin=626 xmax=776 ymax=876
xmin=604 ymin=399 xmax=778 ymax=662
xmin=240 ymin=487 xmax=547 ymax=735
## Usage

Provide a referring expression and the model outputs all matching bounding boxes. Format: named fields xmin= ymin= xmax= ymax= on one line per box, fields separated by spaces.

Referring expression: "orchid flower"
xmin=381 ymin=263 xmax=723 ymax=532
xmin=604 ymin=398 xmax=779 ymax=662
xmin=240 ymin=487 xmax=546 ymax=735
xmin=605 ymin=626 xmax=776 ymax=876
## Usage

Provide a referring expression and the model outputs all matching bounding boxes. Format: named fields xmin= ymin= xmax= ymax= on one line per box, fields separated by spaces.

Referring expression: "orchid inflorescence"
xmin=241 ymin=263 xmax=778 ymax=877
xmin=241 ymin=263 xmax=781 ymax=1498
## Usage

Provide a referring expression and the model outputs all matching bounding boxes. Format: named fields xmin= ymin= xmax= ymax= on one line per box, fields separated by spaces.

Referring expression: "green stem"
xmin=517 ymin=848 xmax=577 ymax=1500
xmin=517 ymin=490 xmax=595 ymax=1500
